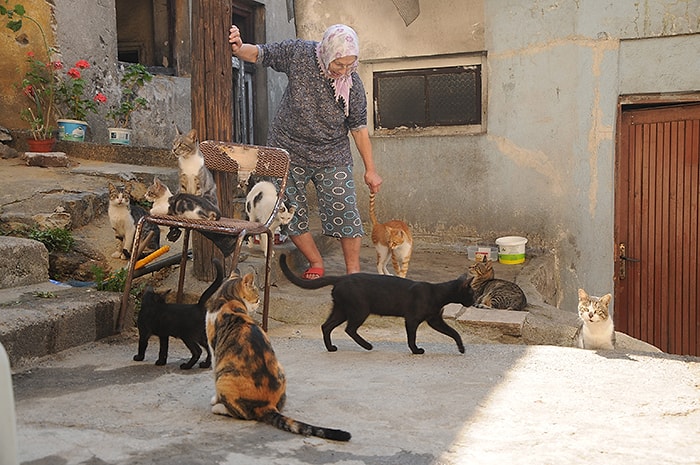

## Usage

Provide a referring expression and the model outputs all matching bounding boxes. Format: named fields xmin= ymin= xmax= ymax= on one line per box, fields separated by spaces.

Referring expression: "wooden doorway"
xmin=615 ymin=100 xmax=700 ymax=356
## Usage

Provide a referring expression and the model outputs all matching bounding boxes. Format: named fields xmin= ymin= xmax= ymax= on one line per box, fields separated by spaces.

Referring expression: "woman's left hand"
xmin=365 ymin=170 xmax=383 ymax=194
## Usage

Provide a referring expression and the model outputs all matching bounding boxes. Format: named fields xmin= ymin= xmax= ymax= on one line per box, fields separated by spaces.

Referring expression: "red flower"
xmin=67 ymin=67 xmax=81 ymax=79
xmin=27 ymin=51 xmax=35 ymax=58
xmin=75 ymin=60 xmax=90 ymax=69
xmin=94 ymin=92 xmax=107 ymax=103
xmin=23 ymin=85 xmax=34 ymax=97
xmin=52 ymin=61 xmax=63 ymax=70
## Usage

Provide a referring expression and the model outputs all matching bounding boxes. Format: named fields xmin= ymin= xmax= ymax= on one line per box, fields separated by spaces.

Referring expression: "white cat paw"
xmin=210 ymin=394 xmax=218 ymax=405
xmin=211 ymin=403 xmax=230 ymax=416
xmin=111 ymin=251 xmax=122 ymax=259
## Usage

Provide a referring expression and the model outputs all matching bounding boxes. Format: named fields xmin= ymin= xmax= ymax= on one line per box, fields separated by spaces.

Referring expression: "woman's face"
xmin=328 ymin=55 xmax=357 ymax=78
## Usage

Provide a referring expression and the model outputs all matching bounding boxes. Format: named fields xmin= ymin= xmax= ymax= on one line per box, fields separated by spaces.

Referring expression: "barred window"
xmin=373 ymin=65 xmax=482 ymax=130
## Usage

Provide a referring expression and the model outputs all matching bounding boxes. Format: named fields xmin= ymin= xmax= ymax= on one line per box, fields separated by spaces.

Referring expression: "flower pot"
xmin=108 ymin=127 xmax=132 ymax=146
xmin=26 ymin=137 xmax=56 ymax=153
xmin=57 ymin=119 xmax=88 ymax=142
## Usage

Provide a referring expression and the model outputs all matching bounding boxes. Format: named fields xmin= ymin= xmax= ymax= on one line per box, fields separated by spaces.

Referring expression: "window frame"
xmin=360 ymin=52 xmax=487 ymax=137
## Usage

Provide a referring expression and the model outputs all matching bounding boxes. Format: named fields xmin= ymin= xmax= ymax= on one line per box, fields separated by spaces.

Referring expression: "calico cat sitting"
xmin=467 ymin=259 xmax=528 ymax=311
xmin=133 ymin=258 xmax=224 ymax=369
xmin=370 ymin=192 xmax=413 ymax=278
xmin=279 ymin=254 xmax=474 ymax=355
xmin=245 ymin=180 xmax=296 ymax=257
xmin=107 ymin=182 xmax=160 ymax=260
xmin=574 ymin=288 xmax=615 ymax=350
xmin=206 ymin=267 xmax=351 ymax=441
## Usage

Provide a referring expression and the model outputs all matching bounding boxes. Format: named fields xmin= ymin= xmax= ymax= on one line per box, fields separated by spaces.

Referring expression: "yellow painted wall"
xmin=0 ymin=0 xmax=55 ymax=131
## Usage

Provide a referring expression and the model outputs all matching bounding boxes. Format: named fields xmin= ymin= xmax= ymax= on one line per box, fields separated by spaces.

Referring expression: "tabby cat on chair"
xmin=172 ymin=127 xmax=218 ymax=206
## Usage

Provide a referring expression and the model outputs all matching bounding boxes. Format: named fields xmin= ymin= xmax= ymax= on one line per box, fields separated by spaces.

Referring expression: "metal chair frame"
xmin=117 ymin=140 xmax=291 ymax=332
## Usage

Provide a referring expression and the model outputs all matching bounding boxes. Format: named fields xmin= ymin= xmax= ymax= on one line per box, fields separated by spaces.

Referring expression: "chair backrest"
xmin=199 ymin=140 xmax=291 ymax=223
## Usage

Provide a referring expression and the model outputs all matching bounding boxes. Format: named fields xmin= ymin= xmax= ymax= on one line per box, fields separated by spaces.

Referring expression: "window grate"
xmin=374 ymin=65 xmax=481 ymax=129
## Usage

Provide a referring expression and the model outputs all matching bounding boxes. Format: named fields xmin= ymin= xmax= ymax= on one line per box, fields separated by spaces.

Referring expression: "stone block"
xmin=456 ymin=306 xmax=528 ymax=337
xmin=24 ymin=152 xmax=69 ymax=167
xmin=0 ymin=237 xmax=49 ymax=289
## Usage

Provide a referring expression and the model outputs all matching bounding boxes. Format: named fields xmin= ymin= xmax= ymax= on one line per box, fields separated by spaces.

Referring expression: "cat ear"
xmin=243 ymin=272 xmax=256 ymax=287
xmin=577 ymin=288 xmax=589 ymax=300
xmin=600 ymin=294 xmax=612 ymax=306
xmin=187 ymin=128 xmax=198 ymax=141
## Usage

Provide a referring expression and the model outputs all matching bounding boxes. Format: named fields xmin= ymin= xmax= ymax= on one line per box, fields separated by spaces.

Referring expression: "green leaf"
xmin=7 ymin=18 xmax=21 ymax=31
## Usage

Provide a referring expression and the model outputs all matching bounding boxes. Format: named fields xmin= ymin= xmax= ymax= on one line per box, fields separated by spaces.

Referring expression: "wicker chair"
xmin=117 ymin=140 xmax=291 ymax=332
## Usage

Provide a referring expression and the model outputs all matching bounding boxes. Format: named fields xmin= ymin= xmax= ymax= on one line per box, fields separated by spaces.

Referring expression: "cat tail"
xmin=279 ymin=254 xmax=341 ymax=289
xmin=197 ymin=258 xmax=225 ymax=307
xmin=368 ymin=192 xmax=379 ymax=226
xmin=261 ymin=410 xmax=351 ymax=442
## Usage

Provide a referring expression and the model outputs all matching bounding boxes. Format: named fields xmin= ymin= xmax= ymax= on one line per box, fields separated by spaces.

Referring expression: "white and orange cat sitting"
xmin=369 ymin=192 xmax=413 ymax=278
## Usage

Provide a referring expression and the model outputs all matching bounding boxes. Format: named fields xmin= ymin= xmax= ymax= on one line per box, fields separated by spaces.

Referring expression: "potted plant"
xmin=106 ymin=63 xmax=153 ymax=146
xmin=2 ymin=2 xmax=57 ymax=150
xmin=54 ymin=59 xmax=106 ymax=142
xmin=1 ymin=1 xmax=105 ymax=148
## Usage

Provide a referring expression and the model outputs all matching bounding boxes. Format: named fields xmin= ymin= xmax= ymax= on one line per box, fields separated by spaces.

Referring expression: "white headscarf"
xmin=316 ymin=24 xmax=359 ymax=116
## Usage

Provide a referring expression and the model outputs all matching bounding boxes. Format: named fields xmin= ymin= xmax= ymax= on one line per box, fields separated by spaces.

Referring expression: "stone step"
xmin=0 ymin=281 xmax=123 ymax=368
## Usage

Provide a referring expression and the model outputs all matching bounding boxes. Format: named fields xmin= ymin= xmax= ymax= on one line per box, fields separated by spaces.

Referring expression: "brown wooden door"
xmin=615 ymin=103 xmax=700 ymax=356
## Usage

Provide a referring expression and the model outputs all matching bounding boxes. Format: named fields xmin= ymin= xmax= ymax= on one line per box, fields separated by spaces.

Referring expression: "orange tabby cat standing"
xmin=369 ymin=192 xmax=413 ymax=278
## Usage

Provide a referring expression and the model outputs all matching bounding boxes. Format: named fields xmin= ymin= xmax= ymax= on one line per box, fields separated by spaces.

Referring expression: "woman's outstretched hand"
xmin=229 ymin=25 xmax=243 ymax=54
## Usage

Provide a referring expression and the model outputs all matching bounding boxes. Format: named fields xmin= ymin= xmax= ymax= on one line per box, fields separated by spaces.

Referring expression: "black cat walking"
xmin=279 ymin=254 xmax=474 ymax=354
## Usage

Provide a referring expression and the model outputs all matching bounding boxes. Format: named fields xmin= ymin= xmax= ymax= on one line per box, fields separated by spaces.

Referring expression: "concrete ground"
xmin=10 ymin=328 xmax=700 ymax=465
xmin=8 ymin=239 xmax=700 ymax=465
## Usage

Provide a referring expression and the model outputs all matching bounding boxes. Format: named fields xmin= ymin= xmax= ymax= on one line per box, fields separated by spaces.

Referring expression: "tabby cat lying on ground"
xmin=574 ymin=288 xmax=615 ymax=350
xmin=134 ymin=259 xmax=223 ymax=369
xmin=467 ymin=259 xmax=527 ymax=311
xmin=205 ymin=266 xmax=351 ymax=441
xmin=279 ymin=254 xmax=474 ymax=355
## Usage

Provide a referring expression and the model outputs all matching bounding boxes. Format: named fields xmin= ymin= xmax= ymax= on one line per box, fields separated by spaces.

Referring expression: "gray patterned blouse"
xmin=257 ymin=39 xmax=367 ymax=167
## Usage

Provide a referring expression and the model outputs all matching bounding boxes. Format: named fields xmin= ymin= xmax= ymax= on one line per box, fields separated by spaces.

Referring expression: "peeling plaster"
xmin=586 ymin=41 xmax=615 ymax=217
xmin=489 ymin=35 xmax=618 ymax=60
xmin=488 ymin=135 xmax=564 ymax=196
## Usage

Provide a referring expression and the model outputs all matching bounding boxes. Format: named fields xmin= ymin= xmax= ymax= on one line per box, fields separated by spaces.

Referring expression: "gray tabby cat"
xmin=172 ymin=128 xmax=218 ymax=206
xmin=107 ymin=182 xmax=160 ymax=259
xmin=467 ymin=259 xmax=527 ymax=310
xmin=574 ymin=288 xmax=615 ymax=350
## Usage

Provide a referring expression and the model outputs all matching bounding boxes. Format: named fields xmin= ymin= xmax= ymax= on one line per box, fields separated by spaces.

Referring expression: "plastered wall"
xmin=294 ymin=0 xmax=700 ymax=311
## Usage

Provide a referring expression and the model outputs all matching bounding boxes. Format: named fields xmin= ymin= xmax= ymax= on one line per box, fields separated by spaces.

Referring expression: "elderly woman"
xmin=229 ymin=23 xmax=382 ymax=278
